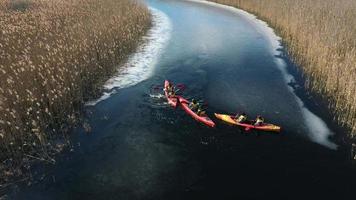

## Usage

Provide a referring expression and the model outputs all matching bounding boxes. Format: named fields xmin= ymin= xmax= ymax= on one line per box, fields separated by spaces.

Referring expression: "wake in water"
xmin=149 ymin=93 xmax=165 ymax=99
xmin=149 ymin=93 xmax=169 ymax=107
xmin=86 ymin=7 xmax=172 ymax=106
xmin=147 ymin=86 xmax=170 ymax=108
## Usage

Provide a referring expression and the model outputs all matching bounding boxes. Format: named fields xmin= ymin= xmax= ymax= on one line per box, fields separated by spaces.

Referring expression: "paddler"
xmin=166 ymin=82 xmax=175 ymax=96
xmin=197 ymin=107 xmax=206 ymax=116
xmin=235 ymin=112 xmax=247 ymax=123
xmin=189 ymin=99 xmax=207 ymax=116
xmin=189 ymin=99 xmax=200 ymax=112
xmin=254 ymin=115 xmax=264 ymax=126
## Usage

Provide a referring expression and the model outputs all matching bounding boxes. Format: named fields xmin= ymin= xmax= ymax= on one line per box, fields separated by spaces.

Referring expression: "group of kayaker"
xmin=165 ymin=82 xmax=206 ymax=117
xmin=164 ymin=80 xmax=278 ymax=130
xmin=166 ymin=81 xmax=265 ymax=124
xmin=235 ymin=113 xmax=265 ymax=126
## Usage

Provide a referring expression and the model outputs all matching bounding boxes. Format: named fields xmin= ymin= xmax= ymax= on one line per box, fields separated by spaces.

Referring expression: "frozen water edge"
xmin=188 ymin=0 xmax=337 ymax=149
xmin=86 ymin=7 xmax=172 ymax=106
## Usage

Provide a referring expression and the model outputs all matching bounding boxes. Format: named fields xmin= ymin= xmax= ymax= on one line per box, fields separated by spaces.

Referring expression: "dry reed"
xmin=211 ymin=0 xmax=356 ymax=137
xmin=0 ymin=0 xmax=151 ymax=184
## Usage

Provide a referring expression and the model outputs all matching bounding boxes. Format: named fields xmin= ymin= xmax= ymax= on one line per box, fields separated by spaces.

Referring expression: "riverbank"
xmin=208 ymin=0 xmax=356 ymax=147
xmin=0 ymin=0 xmax=151 ymax=189
xmin=6 ymin=0 xmax=355 ymax=198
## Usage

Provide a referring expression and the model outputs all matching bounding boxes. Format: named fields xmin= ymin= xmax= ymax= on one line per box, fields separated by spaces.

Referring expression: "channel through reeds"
xmin=211 ymin=0 xmax=356 ymax=137
xmin=0 ymin=0 xmax=151 ymax=185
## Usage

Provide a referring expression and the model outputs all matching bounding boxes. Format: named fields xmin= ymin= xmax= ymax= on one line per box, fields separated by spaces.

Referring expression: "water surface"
xmin=13 ymin=0 xmax=354 ymax=199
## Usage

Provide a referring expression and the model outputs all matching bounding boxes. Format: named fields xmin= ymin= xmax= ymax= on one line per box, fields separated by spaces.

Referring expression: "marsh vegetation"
xmin=211 ymin=0 xmax=356 ymax=139
xmin=0 ymin=0 xmax=151 ymax=186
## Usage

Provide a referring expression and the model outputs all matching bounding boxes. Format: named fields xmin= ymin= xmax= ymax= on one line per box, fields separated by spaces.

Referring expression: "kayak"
xmin=214 ymin=113 xmax=281 ymax=132
xmin=178 ymin=97 xmax=215 ymax=127
xmin=164 ymin=80 xmax=178 ymax=108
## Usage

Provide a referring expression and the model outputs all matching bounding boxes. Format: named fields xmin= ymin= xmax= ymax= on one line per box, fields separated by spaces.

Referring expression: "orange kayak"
xmin=214 ymin=113 xmax=281 ymax=132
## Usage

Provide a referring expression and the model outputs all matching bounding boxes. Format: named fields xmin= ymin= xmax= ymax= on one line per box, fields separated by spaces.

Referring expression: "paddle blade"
xmin=176 ymin=83 xmax=186 ymax=87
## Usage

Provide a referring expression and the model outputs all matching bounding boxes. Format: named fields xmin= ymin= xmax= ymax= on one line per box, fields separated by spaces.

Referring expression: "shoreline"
xmin=205 ymin=0 xmax=356 ymax=156
xmin=185 ymin=0 xmax=338 ymax=149
xmin=86 ymin=7 xmax=172 ymax=106
xmin=0 ymin=0 xmax=153 ymax=194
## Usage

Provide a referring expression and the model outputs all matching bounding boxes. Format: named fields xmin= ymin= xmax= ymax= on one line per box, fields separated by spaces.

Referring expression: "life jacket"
xmin=197 ymin=108 xmax=204 ymax=116
xmin=189 ymin=102 xmax=199 ymax=110
xmin=167 ymin=86 xmax=175 ymax=95
xmin=237 ymin=115 xmax=247 ymax=122
xmin=255 ymin=118 xmax=264 ymax=125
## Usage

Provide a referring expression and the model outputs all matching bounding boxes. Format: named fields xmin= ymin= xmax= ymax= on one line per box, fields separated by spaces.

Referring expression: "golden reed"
xmin=0 ymin=0 xmax=150 ymax=183
xmin=211 ymin=0 xmax=356 ymax=137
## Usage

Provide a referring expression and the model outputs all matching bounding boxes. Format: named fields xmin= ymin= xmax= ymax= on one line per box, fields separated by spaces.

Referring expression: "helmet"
xmin=192 ymin=99 xmax=197 ymax=104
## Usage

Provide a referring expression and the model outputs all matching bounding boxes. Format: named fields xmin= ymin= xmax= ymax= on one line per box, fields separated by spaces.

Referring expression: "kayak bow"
xmin=214 ymin=113 xmax=281 ymax=132
xmin=179 ymin=97 xmax=215 ymax=127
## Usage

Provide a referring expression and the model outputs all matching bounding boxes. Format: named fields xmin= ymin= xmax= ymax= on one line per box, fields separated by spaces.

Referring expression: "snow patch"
xmin=188 ymin=0 xmax=337 ymax=149
xmin=86 ymin=7 xmax=172 ymax=106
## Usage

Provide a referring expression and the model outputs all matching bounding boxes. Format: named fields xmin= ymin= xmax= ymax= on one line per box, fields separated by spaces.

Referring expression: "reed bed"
xmin=0 ymin=0 xmax=150 ymax=185
xmin=211 ymin=0 xmax=356 ymax=137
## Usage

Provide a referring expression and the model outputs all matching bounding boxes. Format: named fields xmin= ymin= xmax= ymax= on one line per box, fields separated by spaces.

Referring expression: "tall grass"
xmin=211 ymin=0 xmax=356 ymax=137
xmin=0 ymin=0 xmax=150 ymax=184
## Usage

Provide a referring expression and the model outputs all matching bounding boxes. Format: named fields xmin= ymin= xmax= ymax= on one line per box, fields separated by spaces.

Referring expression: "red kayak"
xmin=178 ymin=97 xmax=215 ymax=127
xmin=164 ymin=80 xmax=178 ymax=108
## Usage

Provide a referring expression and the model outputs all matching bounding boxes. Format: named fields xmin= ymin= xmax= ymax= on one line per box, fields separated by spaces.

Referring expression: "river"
xmin=11 ymin=0 xmax=355 ymax=199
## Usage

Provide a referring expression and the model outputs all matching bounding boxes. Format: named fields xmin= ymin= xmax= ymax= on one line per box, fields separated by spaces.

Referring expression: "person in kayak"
xmin=189 ymin=99 xmax=207 ymax=116
xmin=254 ymin=115 xmax=264 ymax=126
xmin=235 ymin=112 xmax=247 ymax=123
xmin=165 ymin=82 xmax=175 ymax=96
xmin=189 ymin=99 xmax=200 ymax=112
xmin=197 ymin=107 xmax=206 ymax=116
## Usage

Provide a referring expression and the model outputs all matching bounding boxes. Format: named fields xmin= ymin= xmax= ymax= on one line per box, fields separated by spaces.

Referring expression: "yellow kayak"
xmin=214 ymin=113 xmax=281 ymax=132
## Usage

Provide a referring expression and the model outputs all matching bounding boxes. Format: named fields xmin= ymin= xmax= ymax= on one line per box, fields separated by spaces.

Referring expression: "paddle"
xmin=168 ymin=85 xmax=186 ymax=95
xmin=152 ymin=83 xmax=186 ymax=91
xmin=176 ymin=84 xmax=186 ymax=89
xmin=174 ymin=88 xmax=182 ymax=94
xmin=173 ymin=84 xmax=186 ymax=94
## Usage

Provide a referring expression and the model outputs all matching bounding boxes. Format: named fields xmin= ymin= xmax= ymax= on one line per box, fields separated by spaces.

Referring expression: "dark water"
xmin=12 ymin=0 xmax=355 ymax=199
